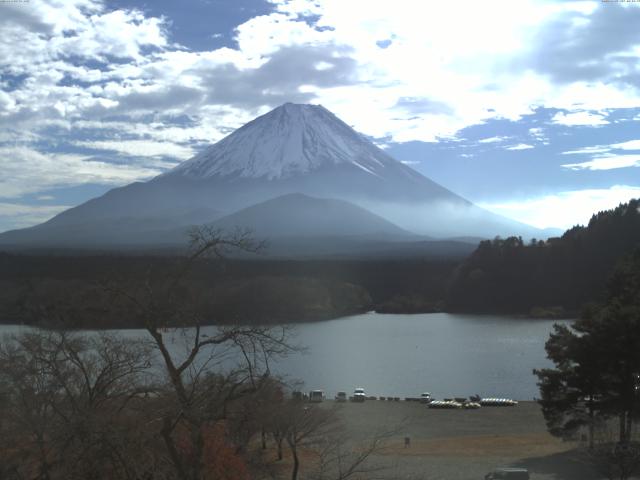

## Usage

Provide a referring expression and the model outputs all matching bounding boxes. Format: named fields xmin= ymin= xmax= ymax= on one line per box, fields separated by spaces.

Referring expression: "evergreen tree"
xmin=535 ymin=247 xmax=640 ymax=445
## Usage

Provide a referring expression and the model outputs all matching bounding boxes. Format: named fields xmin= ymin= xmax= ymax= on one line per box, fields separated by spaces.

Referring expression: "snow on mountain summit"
xmin=168 ymin=103 xmax=403 ymax=180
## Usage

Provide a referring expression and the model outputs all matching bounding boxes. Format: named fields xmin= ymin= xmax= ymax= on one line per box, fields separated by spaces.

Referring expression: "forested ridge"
xmin=0 ymin=254 xmax=455 ymax=328
xmin=446 ymin=198 xmax=640 ymax=316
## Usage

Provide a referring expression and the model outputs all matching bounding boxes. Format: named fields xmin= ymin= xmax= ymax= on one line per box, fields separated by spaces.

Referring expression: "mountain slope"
xmin=0 ymin=103 xmax=542 ymax=249
xmin=211 ymin=193 xmax=411 ymax=238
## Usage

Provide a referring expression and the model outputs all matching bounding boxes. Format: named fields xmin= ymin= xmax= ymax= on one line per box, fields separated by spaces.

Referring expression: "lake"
xmin=0 ymin=312 xmax=570 ymax=401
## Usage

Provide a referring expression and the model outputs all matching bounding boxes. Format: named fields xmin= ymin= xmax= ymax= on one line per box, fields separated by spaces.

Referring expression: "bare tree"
xmin=0 ymin=330 xmax=157 ymax=480
xmin=310 ymin=429 xmax=394 ymax=480
xmin=289 ymin=406 xmax=335 ymax=480
xmin=103 ymin=226 xmax=298 ymax=480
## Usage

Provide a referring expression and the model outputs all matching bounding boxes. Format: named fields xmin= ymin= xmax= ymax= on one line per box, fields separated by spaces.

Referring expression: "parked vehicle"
xmin=335 ymin=391 xmax=347 ymax=402
xmin=484 ymin=467 xmax=529 ymax=479
xmin=353 ymin=387 xmax=366 ymax=402
xmin=309 ymin=390 xmax=324 ymax=403
xmin=420 ymin=392 xmax=432 ymax=404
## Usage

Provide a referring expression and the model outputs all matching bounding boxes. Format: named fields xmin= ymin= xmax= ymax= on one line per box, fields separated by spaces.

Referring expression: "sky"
xmin=1 ymin=0 xmax=640 ymax=233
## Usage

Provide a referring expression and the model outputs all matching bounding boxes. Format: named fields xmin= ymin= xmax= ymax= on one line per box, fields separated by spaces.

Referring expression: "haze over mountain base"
xmin=0 ymin=103 xmax=546 ymax=255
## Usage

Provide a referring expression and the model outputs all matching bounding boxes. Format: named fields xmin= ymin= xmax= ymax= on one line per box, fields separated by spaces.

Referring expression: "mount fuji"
xmin=0 ymin=103 xmax=540 ymax=252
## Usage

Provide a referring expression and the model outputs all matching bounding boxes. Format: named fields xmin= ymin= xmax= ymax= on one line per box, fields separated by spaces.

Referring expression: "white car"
xmin=353 ymin=387 xmax=366 ymax=402
xmin=420 ymin=392 xmax=432 ymax=404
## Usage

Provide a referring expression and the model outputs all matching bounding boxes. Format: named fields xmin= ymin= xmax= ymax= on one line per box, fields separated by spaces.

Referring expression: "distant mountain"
xmin=202 ymin=193 xmax=477 ymax=258
xmin=0 ymin=103 xmax=543 ymax=250
xmin=211 ymin=193 xmax=411 ymax=238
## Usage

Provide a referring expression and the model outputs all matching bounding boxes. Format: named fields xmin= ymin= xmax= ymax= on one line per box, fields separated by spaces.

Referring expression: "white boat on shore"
xmin=480 ymin=398 xmax=518 ymax=406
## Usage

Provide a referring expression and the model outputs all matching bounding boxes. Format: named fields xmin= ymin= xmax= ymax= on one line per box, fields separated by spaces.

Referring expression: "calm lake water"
xmin=0 ymin=312 xmax=570 ymax=401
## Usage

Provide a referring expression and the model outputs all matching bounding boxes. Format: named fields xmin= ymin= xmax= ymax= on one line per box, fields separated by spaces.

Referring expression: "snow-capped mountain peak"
xmin=168 ymin=103 xmax=400 ymax=180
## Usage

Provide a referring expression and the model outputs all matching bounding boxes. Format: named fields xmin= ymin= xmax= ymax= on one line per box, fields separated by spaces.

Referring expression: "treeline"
xmin=446 ymin=199 xmax=640 ymax=316
xmin=3 ymin=199 xmax=639 ymax=327
xmin=0 ymin=252 xmax=456 ymax=328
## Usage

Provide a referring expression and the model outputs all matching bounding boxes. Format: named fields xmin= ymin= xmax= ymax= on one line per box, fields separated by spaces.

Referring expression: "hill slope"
xmin=211 ymin=193 xmax=411 ymax=238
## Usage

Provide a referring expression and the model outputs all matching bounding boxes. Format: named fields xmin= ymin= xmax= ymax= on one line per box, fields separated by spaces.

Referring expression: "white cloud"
xmin=261 ymin=0 xmax=640 ymax=141
xmin=478 ymin=136 xmax=509 ymax=144
xmin=561 ymin=139 xmax=640 ymax=156
xmin=551 ymin=110 xmax=610 ymax=126
xmin=74 ymin=140 xmax=195 ymax=159
xmin=528 ymin=127 xmax=549 ymax=144
xmin=562 ymin=154 xmax=640 ymax=171
xmin=610 ymin=139 xmax=640 ymax=150
xmin=2 ymin=0 xmax=640 ymax=153
xmin=0 ymin=202 xmax=72 ymax=231
xmin=561 ymin=145 xmax=611 ymax=155
xmin=0 ymin=147 xmax=163 ymax=199
xmin=480 ymin=185 xmax=640 ymax=230
xmin=505 ymin=143 xmax=534 ymax=150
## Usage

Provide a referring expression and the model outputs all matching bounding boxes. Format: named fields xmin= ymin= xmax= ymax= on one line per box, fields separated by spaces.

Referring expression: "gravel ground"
xmin=324 ymin=400 xmax=603 ymax=480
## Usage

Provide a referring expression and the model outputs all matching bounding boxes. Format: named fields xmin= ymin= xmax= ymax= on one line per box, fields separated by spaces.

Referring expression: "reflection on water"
xmin=0 ymin=312 xmax=570 ymax=400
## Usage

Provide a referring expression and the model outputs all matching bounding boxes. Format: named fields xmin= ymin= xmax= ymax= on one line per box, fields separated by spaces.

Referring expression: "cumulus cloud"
xmin=3 ymin=0 xmax=640 ymax=154
xmin=197 ymin=44 xmax=360 ymax=108
xmin=2 ymin=0 xmax=640 ymax=231
xmin=73 ymin=140 xmax=194 ymax=160
xmin=552 ymin=111 xmax=610 ymax=126
xmin=0 ymin=146 xmax=163 ymax=198
xmin=393 ymin=97 xmax=453 ymax=115
xmin=523 ymin=2 xmax=640 ymax=87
